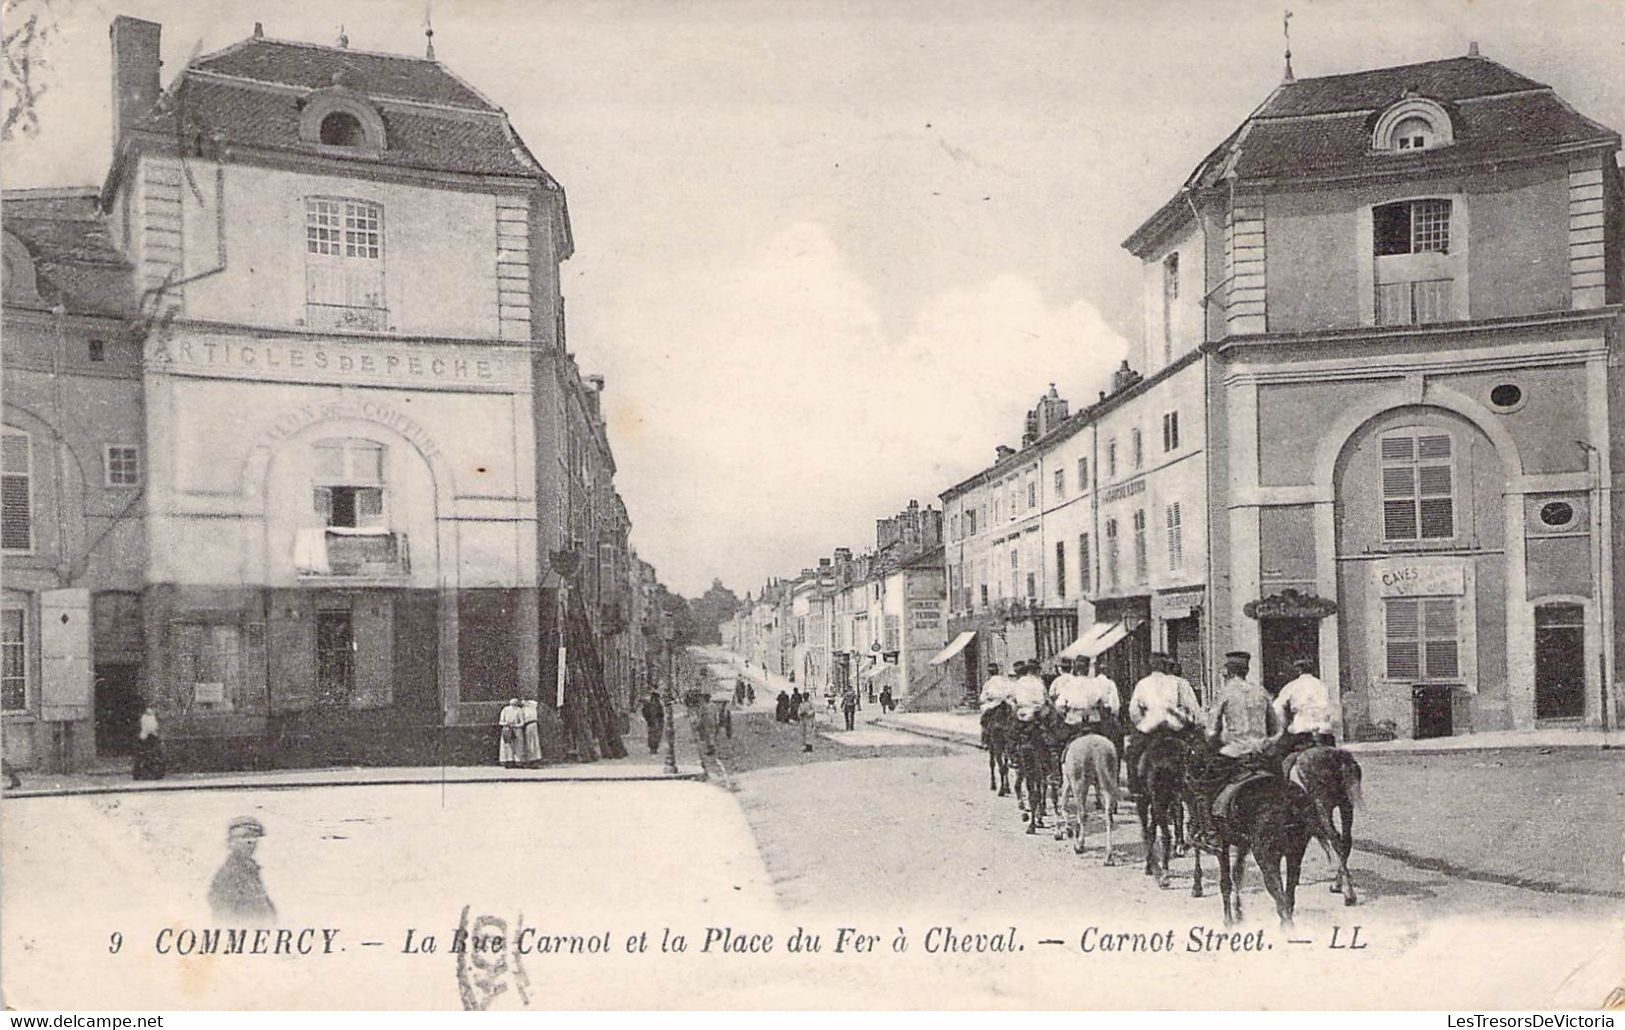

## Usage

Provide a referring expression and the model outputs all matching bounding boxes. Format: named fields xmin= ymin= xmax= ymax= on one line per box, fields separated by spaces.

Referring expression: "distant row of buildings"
xmin=2 ymin=17 xmax=673 ymax=772
xmin=731 ymin=47 xmax=1624 ymax=740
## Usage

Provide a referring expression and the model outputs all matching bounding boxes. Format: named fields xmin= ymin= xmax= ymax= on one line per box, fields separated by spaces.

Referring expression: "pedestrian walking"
xmin=789 ymin=688 xmax=803 ymax=716
xmin=797 ymin=693 xmax=817 ymax=753
xmin=208 ymin=816 xmax=276 ymax=925
xmin=879 ymin=684 xmax=894 ymax=714
xmin=841 ymin=686 xmax=858 ymax=731
xmin=522 ymin=698 xmax=542 ymax=768
xmin=746 ymin=683 xmax=756 ymax=706
xmin=775 ymin=690 xmax=790 ymax=722
xmin=640 ymin=691 xmax=665 ymax=754
xmin=2 ymin=757 xmax=20 ymax=790
xmin=132 ymin=706 xmax=166 ymax=781
xmin=498 ymin=698 xmax=523 ymax=767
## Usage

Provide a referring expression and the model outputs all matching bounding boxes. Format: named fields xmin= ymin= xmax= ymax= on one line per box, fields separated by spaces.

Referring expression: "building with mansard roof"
xmin=1 ymin=16 xmax=644 ymax=771
xmin=1124 ymin=48 xmax=1622 ymax=737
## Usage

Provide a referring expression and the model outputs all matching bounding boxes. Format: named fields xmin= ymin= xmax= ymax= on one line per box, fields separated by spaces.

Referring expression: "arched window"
xmin=319 ymin=111 xmax=365 ymax=147
xmin=1372 ymin=98 xmax=1454 ymax=153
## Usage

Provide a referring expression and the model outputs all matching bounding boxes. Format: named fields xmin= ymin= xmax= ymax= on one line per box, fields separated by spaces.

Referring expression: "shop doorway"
xmin=316 ymin=608 xmax=355 ymax=704
xmin=1260 ymin=617 xmax=1319 ymax=694
xmin=93 ymin=663 xmax=143 ymax=755
xmin=1413 ymin=685 xmax=1453 ymax=738
xmin=1165 ymin=615 xmax=1203 ymax=700
xmin=1534 ymin=604 xmax=1585 ymax=720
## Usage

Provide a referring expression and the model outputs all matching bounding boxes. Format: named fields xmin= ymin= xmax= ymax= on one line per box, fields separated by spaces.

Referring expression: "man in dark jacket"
xmin=640 ymin=691 xmax=665 ymax=754
xmin=775 ymin=690 xmax=790 ymax=722
xmin=209 ymin=816 xmax=276 ymax=925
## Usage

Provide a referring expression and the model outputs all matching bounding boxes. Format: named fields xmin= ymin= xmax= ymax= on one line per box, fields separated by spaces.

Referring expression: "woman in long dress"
xmin=133 ymin=707 xmax=165 ymax=780
xmin=498 ymin=699 xmax=523 ymax=767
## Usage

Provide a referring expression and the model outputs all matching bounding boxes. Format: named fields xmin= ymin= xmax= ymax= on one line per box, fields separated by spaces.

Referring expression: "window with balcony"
xmin=305 ymin=197 xmax=386 ymax=330
xmin=1374 ymin=199 xmax=1455 ymax=325
xmin=1381 ymin=429 xmax=1454 ymax=541
xmin=300 ymin=439 xmax=408 ymax=577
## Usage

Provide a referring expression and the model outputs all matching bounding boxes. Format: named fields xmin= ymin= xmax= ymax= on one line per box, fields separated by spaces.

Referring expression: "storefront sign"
xmin=910 ymin=600 xmax=943 ymax=631
xmin=1099 ymin=478 xmax=1146 ymax=505
xmin=1375 ymin=560 xmax=1465 ymax=597
xmin=1243 ymin=589 xmax=1338 ymax=620
xmin=150 ymin=334 xmax=520 ymax=388
xmin=1153 ymin=588 xmax=1205 ymax=620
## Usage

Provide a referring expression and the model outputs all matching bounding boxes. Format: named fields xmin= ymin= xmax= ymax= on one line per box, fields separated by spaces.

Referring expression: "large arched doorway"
xmin=1331 ymin=405 xmax=1507 ymax=738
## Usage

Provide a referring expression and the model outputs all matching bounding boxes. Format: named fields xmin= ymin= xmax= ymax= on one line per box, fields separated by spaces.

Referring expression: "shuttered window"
xmin=1054 ymin=541 xmax=1067 ymax=600
xmin=1132 ymin=509 xmax=1148 ymax=581
xmin=1385 ymin=597 xmax=1460 ymax=681
xmin=2 ymin=428 xmax=32 ymax=552
xmin=1166 ymin=501 xmax=1183 ymax=570
xmin=1104 ymin=520 xmax=1119 ymax=589
xmin=1078 ymin=533 xmax=1090 ymax=593
xmin=1381 ymin=429 xmax=1454 ymax=541
xmin=312 ymin=439 xmax=386 ymax=529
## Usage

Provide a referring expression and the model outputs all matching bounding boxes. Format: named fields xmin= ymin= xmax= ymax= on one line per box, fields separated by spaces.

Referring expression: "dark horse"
xmin=979 ymin=703 xmax=1014 ymax=796
xmin=1011 ymin=706 xmax=1061 ymax=833
xmin=1185 ymin=738 xmax=1315 ymax=928
xmin=1286 ymin=744 xmax=1363 ymax=905
xmin=1136 ymin=725 xmax=1200 ymax=889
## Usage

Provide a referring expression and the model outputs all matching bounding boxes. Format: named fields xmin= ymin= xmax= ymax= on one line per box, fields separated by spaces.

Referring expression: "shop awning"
xmin=929 ymin=631 xmax=976 ymax=666
xmin=861 ymin=663 xmax=899 ymax=684
xmin=1057 ymin=621 xmax=1129 ymax=659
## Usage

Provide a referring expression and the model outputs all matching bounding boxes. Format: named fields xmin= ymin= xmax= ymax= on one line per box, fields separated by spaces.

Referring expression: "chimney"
xmin=110 ymin=16 xmax=163 ymax=151
xmin=995 ymin=444 xmax=1016 ymax=462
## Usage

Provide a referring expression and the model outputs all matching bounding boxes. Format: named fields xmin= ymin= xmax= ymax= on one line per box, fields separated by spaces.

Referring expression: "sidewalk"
xmin=2 ymin=725 xmax=706 ymax=800
xmin=874 ymin=710 xmax=1623 ymax=755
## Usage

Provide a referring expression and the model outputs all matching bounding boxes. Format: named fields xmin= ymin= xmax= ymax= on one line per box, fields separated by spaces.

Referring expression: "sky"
xmin=6 ymin=0 xmax=1623 ymax=596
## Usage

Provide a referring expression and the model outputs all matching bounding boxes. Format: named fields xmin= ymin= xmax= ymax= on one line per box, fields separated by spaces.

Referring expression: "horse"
xmin=979 ymin=702 xmax=1014 ymax=796
xmin=1136 ymin=725 xmax=1203 ymax=889
xmin=1011 ymin=705 xmax=1061 ymax=833
xmin=1285 ymin=744 xmax=1363 ymax=905
xmin=1052 ymin=731 xmax=1121 ymax=864
xmin=1185 ymin=738 xmax=1315 ymax=928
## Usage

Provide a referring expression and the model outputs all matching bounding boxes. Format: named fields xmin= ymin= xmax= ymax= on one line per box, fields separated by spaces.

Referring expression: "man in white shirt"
xmin=1273 ymin=657 xmax=1336 ymax=756
xmin=1124 ymin=653 xmax=1204 ymax=793
xmin=1053 ymin=656 xmax=1121 ymax=736
xmin=1008 ymin=659 xmax=1049 ymax=722
xmin=978 ymin=663 xmax=1013 ymax=712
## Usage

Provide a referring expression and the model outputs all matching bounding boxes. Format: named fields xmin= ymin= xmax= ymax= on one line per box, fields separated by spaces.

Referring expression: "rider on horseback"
xmin=1272 ymin=657 xmax=1337 ymax=761
xmin=1050 ymin=655 xmax=1121 ymax=746
xmin=1124 ymin=652 xmax=1204 ymax=796
xmin=1190 ymin=650 xmax=1277 ymax=849
xmin=1008 ymin=659 xmax=1048 ymax=722
xmin=979 ymin=662 xmax=1013 ymax=711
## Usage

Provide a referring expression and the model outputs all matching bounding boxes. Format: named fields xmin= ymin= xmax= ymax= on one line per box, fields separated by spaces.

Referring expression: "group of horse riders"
xmin=978 ymin=647 xmax=1338 ymax=847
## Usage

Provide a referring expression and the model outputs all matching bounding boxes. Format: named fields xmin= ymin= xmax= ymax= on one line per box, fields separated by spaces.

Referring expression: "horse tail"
xmin=1344 ymin=755 xmax=1364 ymax=809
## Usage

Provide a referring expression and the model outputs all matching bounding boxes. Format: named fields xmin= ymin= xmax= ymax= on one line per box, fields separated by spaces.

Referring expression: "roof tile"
xmin=197 ymin=39 xmax=494 ymax=110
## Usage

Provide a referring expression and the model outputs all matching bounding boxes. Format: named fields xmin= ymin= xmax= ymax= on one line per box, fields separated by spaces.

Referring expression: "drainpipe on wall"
xmin=1577 ymin=440 xmax=1614 ymax=741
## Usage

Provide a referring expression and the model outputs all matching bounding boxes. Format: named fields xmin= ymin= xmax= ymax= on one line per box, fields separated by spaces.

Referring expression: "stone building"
xmin=2 ymin=16 xmax=645 ymax=770
xmin=1128 ymin=49 xmax=1623 ymax=736
xmin=2 ymin=189 xmax=145 ymax=771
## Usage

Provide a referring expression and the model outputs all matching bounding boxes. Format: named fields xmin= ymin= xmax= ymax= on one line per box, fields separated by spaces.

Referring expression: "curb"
xmin=1 ymin=770 xmax=708 ymax=800
xmin=872 ymin=718 xmax=984 ymax=751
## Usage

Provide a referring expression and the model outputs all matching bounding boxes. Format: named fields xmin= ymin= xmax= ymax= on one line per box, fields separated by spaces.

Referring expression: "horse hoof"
xmin=1344 ymin=894 xmax=1358 ymax=907
xmin=1103 ymin=856 xmax=1116 ymax=867
xmin=1191 ymin=885 xmax=1203 ymax=898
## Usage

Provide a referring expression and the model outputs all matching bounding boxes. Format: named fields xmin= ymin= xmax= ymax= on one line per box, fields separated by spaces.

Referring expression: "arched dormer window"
xmin=319 ymin=111 xmax=365 ymax=147
xmin=298 ymin=91 xmax=386 ymax=152
xmin=1372 ymin=97 xmax=1454 ymax=153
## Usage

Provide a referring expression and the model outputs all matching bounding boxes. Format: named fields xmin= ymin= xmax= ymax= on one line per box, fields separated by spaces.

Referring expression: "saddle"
xmin=1213 ymin=770 xmax=1276 ymax=822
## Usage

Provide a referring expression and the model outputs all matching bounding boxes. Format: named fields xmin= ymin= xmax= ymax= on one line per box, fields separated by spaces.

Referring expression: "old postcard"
xmin=2 ymin=0 xmax=1622 ymax=1012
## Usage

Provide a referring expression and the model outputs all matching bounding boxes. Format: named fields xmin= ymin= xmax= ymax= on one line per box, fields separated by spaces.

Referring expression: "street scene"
xmin=2 ymin=0 xmax=1624 ymax=1013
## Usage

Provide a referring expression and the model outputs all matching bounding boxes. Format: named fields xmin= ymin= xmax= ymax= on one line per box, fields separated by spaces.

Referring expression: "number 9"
xmin=109 ymin=932 xmax=123 ymax=954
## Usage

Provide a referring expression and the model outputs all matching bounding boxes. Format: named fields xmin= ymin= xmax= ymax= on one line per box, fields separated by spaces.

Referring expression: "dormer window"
xmin=299 ymin=93 xmax=386 ymax=152
xmin=1373 ymin=97 xmax=1454 ymax=153
xmin=319 ymin=111 xmax=365 ymax=147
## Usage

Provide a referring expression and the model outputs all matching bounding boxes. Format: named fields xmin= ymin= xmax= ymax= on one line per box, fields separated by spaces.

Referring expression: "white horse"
xmin=1053 ymin=732 xmax=1121 ymax=865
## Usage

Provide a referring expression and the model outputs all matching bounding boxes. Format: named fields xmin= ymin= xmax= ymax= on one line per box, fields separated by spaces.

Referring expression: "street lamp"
xmin=661 ymin=623 xmax=679 ymax=775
